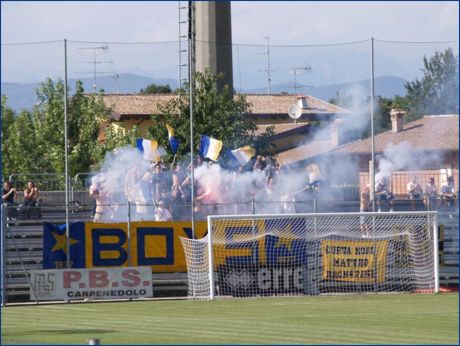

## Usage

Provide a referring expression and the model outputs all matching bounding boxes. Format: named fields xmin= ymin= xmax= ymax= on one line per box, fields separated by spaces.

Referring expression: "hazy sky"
xmin=2 ymin=1 xmax=458 ymax=44
xmin=1 ymin=1 xmax=458 ymax=84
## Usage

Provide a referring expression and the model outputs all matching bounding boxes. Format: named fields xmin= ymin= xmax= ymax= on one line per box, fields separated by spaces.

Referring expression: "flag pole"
xmin=64 ymin=39 xmax=70 ymax=267
xmin=370 ymin=37 xmax=376 ymax=212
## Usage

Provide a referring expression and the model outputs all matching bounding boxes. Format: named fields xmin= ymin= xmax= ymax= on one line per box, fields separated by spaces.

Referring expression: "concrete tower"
xmin=194 ymin=1 xmax=233 ymax=93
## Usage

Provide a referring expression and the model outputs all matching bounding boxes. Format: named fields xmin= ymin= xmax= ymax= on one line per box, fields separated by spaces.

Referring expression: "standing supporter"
xmin=424 ymin=177 xmax=438 ymax=210
xmin=23 ymin=181 xmax=41 ymax=219
xmin=251 ymin=156 xmax=268 ymax=211
xmin=360 ymin=184 xmax=371 ymax=237
xmin=441 ymin=176 xmax=456 ymax=207
xmin=150 ymin=163 xmax=163 ymax=205
xmin=2 ymin=181 xmax=18 ymax=220
xmin=170 ymin=162 xmax=188 ymax=220
xmin=90 ymin=175 xmax=110 ymax=222
xmin=406 ymin=175 xmax=423 ymax=210
xmin=306 ymin=164 xmax=325 ymax=192
xmin=375 ymin=177 xmax=394 ymax=212
xmin=138 ymin=171 xmax=155 ymax=220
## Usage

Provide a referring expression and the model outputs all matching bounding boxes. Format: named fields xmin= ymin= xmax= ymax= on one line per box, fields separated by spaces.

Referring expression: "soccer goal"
xmin=180 ymin=212 xmax=439 ymax=299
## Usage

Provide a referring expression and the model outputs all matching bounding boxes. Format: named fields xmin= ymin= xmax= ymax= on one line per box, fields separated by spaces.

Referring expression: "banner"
xmin=30 ymin=267 xmax=152 ymax=301
xmin=217 ymin=265 xmax=308 ymax=297
xmin=43 ymin=221 xmax=208 ymax=272
xmin=321 ymin=239 xmax=388 ymax=283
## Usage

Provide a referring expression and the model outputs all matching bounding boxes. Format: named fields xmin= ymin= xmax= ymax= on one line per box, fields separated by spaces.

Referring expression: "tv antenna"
xmin=289 ymin=66 xmax=311 ymax=94
xmin=256 ymin=36 xmax=276 ymax=94
xmin=77 ymin=46 xmax=114 ymax=93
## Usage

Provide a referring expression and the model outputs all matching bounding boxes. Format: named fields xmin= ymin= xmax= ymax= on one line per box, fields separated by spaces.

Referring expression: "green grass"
xmin=1 ymin=293 xmax=458 ymax=345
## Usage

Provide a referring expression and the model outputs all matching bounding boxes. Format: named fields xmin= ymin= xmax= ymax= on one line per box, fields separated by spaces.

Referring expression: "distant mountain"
xmin=1 ymin=73 xmax=178 ymax=113
xmin=241 ymin=75 xmax=407 ymax=100
xmin=2 ymin=74 xmax=406 ymax=113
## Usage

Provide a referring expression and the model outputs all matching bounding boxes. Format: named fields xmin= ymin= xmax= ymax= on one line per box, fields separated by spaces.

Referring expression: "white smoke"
xmin=92 ymin=146 xmax=160 ymax=222
xmin=376 ymin=141 xmax=443 ymax=183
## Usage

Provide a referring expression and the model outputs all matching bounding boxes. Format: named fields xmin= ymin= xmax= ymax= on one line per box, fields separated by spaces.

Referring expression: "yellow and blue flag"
xmin=136 ymin=138 xmax=160 ymax=162
xmin=166 ymin=124 xmax=180 ymax=154
xmin=199 ymin=135 xmax=223 ymax=162
xmin=230 ymin=146 xmax=255 ymax=166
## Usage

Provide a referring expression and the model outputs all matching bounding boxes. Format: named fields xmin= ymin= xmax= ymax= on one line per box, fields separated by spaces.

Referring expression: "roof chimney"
xmin=297 ymin=96 xmax=308 ymax=109
xmin=330 ymin=118 xmax=344 ymax=147
xmin=390 ymin=109 xmax=406 ymax=133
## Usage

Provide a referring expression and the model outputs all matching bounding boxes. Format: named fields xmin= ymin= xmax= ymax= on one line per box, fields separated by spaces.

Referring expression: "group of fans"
xmin=360 ymin=175 xmax=457 ymax=213
xmin=3 ymin=156 xmax=456 ymax=224
xmin=88 ymin=155 xmax=328 ymax=223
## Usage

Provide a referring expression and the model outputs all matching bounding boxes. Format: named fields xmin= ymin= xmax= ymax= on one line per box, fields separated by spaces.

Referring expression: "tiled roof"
xmin=243 ymin=94 xmax=350 ymax=115
xmin=101 ymin=93 xmax=349 ymax=121
xmin=102 ymin=94 xmax=176 ymax=120
xmin=331 ymin=114 xmax=459 ymax=154
xmin=276 ymin=140 xmax=336 ymax=165
xmin=275 ymin=114 xmax=459 ymax=166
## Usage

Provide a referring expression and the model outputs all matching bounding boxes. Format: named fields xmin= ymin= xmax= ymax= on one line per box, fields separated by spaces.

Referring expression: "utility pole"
xmin=78 ymin=46 xmax=113 ymax=93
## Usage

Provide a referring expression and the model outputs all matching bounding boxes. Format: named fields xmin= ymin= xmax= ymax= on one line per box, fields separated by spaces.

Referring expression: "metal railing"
xmin=9 ymin=173 xmax=66 ymax=192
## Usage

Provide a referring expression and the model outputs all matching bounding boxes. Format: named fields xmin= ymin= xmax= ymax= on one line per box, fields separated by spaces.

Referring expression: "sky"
xmin=1 ymin=1 xmax=458 ymax=84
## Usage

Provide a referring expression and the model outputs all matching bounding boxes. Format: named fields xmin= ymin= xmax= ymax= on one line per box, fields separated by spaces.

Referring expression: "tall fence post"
xmin=64 ymin=38 xmax=71 ymax=268
xmin=1 ymin=204 xmax=7 ymax=306
xmin=127 ymin=201 xmax=132 ymax=266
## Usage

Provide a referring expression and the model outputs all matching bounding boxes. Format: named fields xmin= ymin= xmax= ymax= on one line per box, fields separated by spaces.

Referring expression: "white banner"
xmin=30 ymin=267 xmax=153 ymax=301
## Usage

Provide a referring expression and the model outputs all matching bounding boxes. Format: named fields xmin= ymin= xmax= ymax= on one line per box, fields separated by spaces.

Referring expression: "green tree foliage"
xmin=3 ymin=109 xmax=43 ymax=177
xmin=140 ymin=83 xmax=173 ymax=94
xmin=1 ymin=96 xmax=17 ymax=178
xmin=405 ymin=48 xmax=459 ymax=122
xmin=1 ymin=78 xmax=136 ymax=179
xmin=146 ymin=69 xmax=274 ymax=164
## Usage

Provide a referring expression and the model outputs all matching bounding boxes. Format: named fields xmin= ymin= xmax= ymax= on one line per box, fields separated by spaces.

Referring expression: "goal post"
xmin=181 ymin=212 xmax=439 ymax=300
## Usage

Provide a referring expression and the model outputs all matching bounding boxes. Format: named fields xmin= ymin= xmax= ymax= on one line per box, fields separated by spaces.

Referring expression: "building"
xmin=278 ymin=110 xmax=459 ymax=195
xmin=101 ymin=93 xmax=351 ymax=154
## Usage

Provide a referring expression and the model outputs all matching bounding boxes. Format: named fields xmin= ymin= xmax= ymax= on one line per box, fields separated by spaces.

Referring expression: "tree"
xmin=405 ymin=48 xmax=459 ymax=122
xmin=1 ymin=96 xmax=17 ymax=178
xmin=2 ymin=78 xmax=137 ymax=179
xmin=140 ymin=83 xmax=173 ymax=94
xmin=146 ymin=69 xmax=274 ymax=164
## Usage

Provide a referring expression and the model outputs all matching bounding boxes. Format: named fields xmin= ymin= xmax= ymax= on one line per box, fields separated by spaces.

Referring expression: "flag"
xmin=136 ymin=138 xmax=160 ymax=162
xmin=166 ymin=124 xmax=180 ymax=154
xmin=229 ymin=146 xmax=255 ymax=166
xmin=199 ymin=135 xmax=223 ymax=162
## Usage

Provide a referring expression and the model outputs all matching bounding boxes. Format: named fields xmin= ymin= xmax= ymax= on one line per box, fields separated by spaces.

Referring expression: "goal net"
xmin=180 ymin=212 xmax=438 ymax=299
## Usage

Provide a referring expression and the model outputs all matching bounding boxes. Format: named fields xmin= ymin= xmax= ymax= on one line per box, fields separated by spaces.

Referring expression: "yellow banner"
xmin=322 ymin=239 xmax=388 ymax=283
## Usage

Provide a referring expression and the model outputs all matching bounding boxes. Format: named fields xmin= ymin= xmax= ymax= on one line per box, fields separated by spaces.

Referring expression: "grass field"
xmin=1 ymin=293 xmax=458 ymax=345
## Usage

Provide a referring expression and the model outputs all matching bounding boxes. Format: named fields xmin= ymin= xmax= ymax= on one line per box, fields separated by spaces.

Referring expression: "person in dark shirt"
xmin=2 ymin=181 xmax=18 ymax=220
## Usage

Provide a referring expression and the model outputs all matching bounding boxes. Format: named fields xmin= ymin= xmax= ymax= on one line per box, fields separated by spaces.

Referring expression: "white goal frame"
xmin=191 ymin=212 xmax=439 ymax=300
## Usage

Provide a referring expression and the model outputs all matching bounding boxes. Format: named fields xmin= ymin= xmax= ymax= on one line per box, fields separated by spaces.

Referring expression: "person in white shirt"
xmin=155 ymin=200 xmax=172 ymax=222
xmin=407 ymin=175 xmax=423 ymax=210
